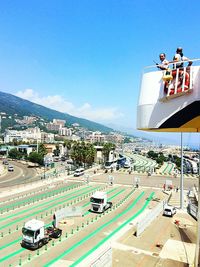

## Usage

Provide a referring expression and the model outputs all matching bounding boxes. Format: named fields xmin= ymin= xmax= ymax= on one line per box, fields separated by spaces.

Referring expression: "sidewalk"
xmin=0 ymin=163 xmax=6 ymax=177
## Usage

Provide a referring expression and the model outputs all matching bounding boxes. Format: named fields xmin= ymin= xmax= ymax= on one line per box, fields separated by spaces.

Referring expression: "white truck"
xmin=90 ymin=191 xmax=112 ymax=213
xmin=21 ymin=219 xmax=62 ymax=250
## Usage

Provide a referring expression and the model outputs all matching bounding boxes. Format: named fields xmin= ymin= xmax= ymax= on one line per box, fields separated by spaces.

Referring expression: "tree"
xmin=70 ymin=141 xmax=96 ymax=167
xmin=173 ymin=155 xmax=181 ymax=169
xmin=8 ymin=148 xmax=24 ymax=160
xmin=28 ymin=152 xmax=44 ymax=165
xmin=63 ymin=140 xmax=73 ymax=158
xmin=124 ymin=137 xmax=131 ymax=143
xmin=38 ymin=143 xmax=47 ymax=156
xmin=85 ymin=143 xmax=96 ymax=167
xmin=70 ymin=141 xmax=82 ymax=166
xmin=53 ymin=144 xmax=60 ymax=157
xmin=147 ymin=150 xmax=158 ymax=160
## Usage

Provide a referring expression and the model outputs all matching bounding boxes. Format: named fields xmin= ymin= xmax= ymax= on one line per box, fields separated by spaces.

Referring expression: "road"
xmin=0 ymin=160 xmax=39 ymax=187
xmin=0 ymin=168 xmax=197 ymax=266
xmin=86 ymin=169 xmax=198 ymax=190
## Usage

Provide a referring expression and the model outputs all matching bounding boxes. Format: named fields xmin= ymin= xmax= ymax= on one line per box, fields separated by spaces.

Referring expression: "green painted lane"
xmin=0 ymin=188 xmax=125 ymax=253
xmin=44 ymin=191 xmax=146 ymax=267
xmin=162 ymin=162 xmax=169 ymax=174
xmin=0 ymin=184 xmax=76 ymax=211
xmin=0 ymin=247 xmax=25 ymax=263
xmin=107 ymin=188 xmax=126 ymax=201
xmin=0 ymin=237 xmax=21 ymax=250
xmin=0 ymin=186 xmax=91 ymax=223
xmin=0 ymin=188 xmax=119 ymax=252
xmin=0 ymin=186 xmax=103 ymax=262
xmin=168 ymin=163 xmax=175 ymax=174
xmin=0 ymin=184 xmax=79 ymax=212
xmin=71 ymin=192 xmax=154 ymax=266
xmin=0 ymin=186 xmax=101 ymax=231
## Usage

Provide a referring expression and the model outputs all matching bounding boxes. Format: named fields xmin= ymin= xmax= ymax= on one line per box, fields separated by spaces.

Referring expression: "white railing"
xmin=142 ymin=58 xmax=200 ymax=102
xmin=143 ymin=58 xmax=200 ymax=73
xmin=160 ymin=67 xmax=193 ymax=101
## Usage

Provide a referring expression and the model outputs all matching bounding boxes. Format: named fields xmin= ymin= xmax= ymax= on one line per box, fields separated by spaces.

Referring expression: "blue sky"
xmin=0 ymin=0 xmax=200 ymax=146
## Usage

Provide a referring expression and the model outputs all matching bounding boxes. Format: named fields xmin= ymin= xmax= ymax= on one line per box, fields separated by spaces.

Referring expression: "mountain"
xmin=0 ymin=91 xmax=113 ymax=133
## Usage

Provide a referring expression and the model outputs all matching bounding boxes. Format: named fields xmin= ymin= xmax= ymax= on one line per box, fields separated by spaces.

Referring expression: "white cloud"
xmin=15 ymin=89 xmax=124 ymax=123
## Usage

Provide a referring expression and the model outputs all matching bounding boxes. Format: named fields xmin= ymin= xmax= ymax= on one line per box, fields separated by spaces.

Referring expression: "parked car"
xmin=163 ymin=204 xmax=176 ymax=217
xmin=3 ymin=160 xmax=9 ymax=165
xmin=66 ymin=159 xmax=73 ymax=164
xmin=53 ymin=157 xmax=60 ymax=162
xmin=8 ymin=165 xmax=14 ymax=172
xmin=74 ymin=168 xmax=84 ymax=177
xmin=124 ymin=162 xmax=131 ymax=168
xmin=61 ymin=156 xmax=66 ymax=162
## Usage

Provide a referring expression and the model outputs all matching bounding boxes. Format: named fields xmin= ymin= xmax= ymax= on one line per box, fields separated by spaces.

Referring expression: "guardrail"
xmin=143 ymin=58 xmax=200 ymax=73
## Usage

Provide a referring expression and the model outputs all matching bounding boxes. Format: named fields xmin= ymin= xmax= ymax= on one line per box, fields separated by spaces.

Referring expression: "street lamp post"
xmin=43 ymin=163 xmax=46 ymax=179
xmin=43 ymin=157 xmax=48 ymax=179
xmin=180 ymin=132 xmax=184 ymax=209
xmin=194 ymin=150 xmax=200 ymax=266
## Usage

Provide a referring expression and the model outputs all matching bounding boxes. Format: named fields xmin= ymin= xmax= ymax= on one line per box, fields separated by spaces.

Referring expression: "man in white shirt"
xmin=157 ymin=53 xmax=169 ymax=70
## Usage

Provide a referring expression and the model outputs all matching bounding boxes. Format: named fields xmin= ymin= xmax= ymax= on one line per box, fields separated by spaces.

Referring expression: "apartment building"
xmin=58 ymin=127 xmax=72 ymax=136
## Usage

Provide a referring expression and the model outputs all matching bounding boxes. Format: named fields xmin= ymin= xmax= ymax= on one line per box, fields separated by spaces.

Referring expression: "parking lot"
xmin=0 ymin=169 xmax=198 ymax=267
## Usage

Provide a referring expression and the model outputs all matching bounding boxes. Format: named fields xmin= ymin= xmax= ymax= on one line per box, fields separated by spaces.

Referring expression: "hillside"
xmin=0 ymin=91 xmax=113 ymax=133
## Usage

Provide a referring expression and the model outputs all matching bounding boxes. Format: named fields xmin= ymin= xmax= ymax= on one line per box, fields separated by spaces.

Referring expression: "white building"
xmin=53 ymin=119 xmax=66 ymax=126
xmin=105 ymin=133 xmax=124 ymax=144
xmin=4 ymin=130 xmax=23 ymax=143
xmin=41 ymin=132 xmax=55 ymax=143
xmin=72 ymin=123 xmax=80 ymax=127
xmin=87 ymin=131 xmax=105 ymax=143
xmin=58 ymin=127 xmax=72 ymax=136
xmin=46 ymin=123 xmax=62 ymax=131
xmin=4 ymin=127 xmax=54 ymax=144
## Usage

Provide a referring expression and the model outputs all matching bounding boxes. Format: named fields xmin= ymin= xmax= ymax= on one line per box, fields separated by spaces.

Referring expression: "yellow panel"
xmin=138 ymin=127 xmax=199 ymax=132
xmin=180 ymin=116 xmax=200 ymax=129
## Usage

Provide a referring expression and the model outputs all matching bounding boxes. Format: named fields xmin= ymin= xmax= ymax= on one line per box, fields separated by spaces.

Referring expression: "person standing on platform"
xmin=173 ymin=47 xmax=192 ymax=69
xmin=156 ymin=53 xmax=169 ymax=70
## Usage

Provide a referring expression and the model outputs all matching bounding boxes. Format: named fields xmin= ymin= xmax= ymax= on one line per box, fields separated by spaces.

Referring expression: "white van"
xmin=8 ymin=165 xmax=14 ymax=172
xmin=74 ymin=168 xmax=84 ymax=177
xmin=163 ymin=204 xmax=176 ymax=217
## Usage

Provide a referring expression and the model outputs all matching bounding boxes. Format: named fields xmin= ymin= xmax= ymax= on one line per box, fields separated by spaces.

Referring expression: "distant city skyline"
xmin=0 ymin=1 xmax=199 ymax=146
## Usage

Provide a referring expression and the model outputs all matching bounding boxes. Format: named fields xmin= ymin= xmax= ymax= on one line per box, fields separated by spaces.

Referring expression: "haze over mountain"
xmin=1 ymin=91 xmax=198 ymax=149
xmin=0 ymin=91 xmax=113 ymax=133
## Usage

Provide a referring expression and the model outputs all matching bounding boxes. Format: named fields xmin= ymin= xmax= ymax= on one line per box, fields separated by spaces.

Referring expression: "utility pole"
xmin=194 ymin=148 xmax=200 ymax=266
xmin=36 ymin=138 xmax=39 ymax=153
xmin=180 ymin=132 xmax=184 ymax=209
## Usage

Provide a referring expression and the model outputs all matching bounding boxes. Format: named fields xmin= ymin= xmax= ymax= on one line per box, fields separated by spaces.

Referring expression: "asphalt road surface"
xmin=0 ymin=160 xmax=38 ymax=187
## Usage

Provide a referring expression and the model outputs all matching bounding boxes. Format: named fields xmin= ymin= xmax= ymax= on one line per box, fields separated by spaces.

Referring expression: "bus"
xmin=105 ymin=155 xmax=127 ymax=170
xmin=117 ymin=156 xmax=126 ymax=167
xmin=188 ymin=159 xmax=198 ymax=174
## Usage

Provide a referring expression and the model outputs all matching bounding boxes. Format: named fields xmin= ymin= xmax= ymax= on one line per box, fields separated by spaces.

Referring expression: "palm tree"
xmin=63 ymin=140 xmax=73 ymax=159
xmin=71 ymin=141 xmax=82 ymax=167
xmin=71 ymin=141 xmax=96 ymax=168
xmin=85 ymin=143 xmax=96 ymax=167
